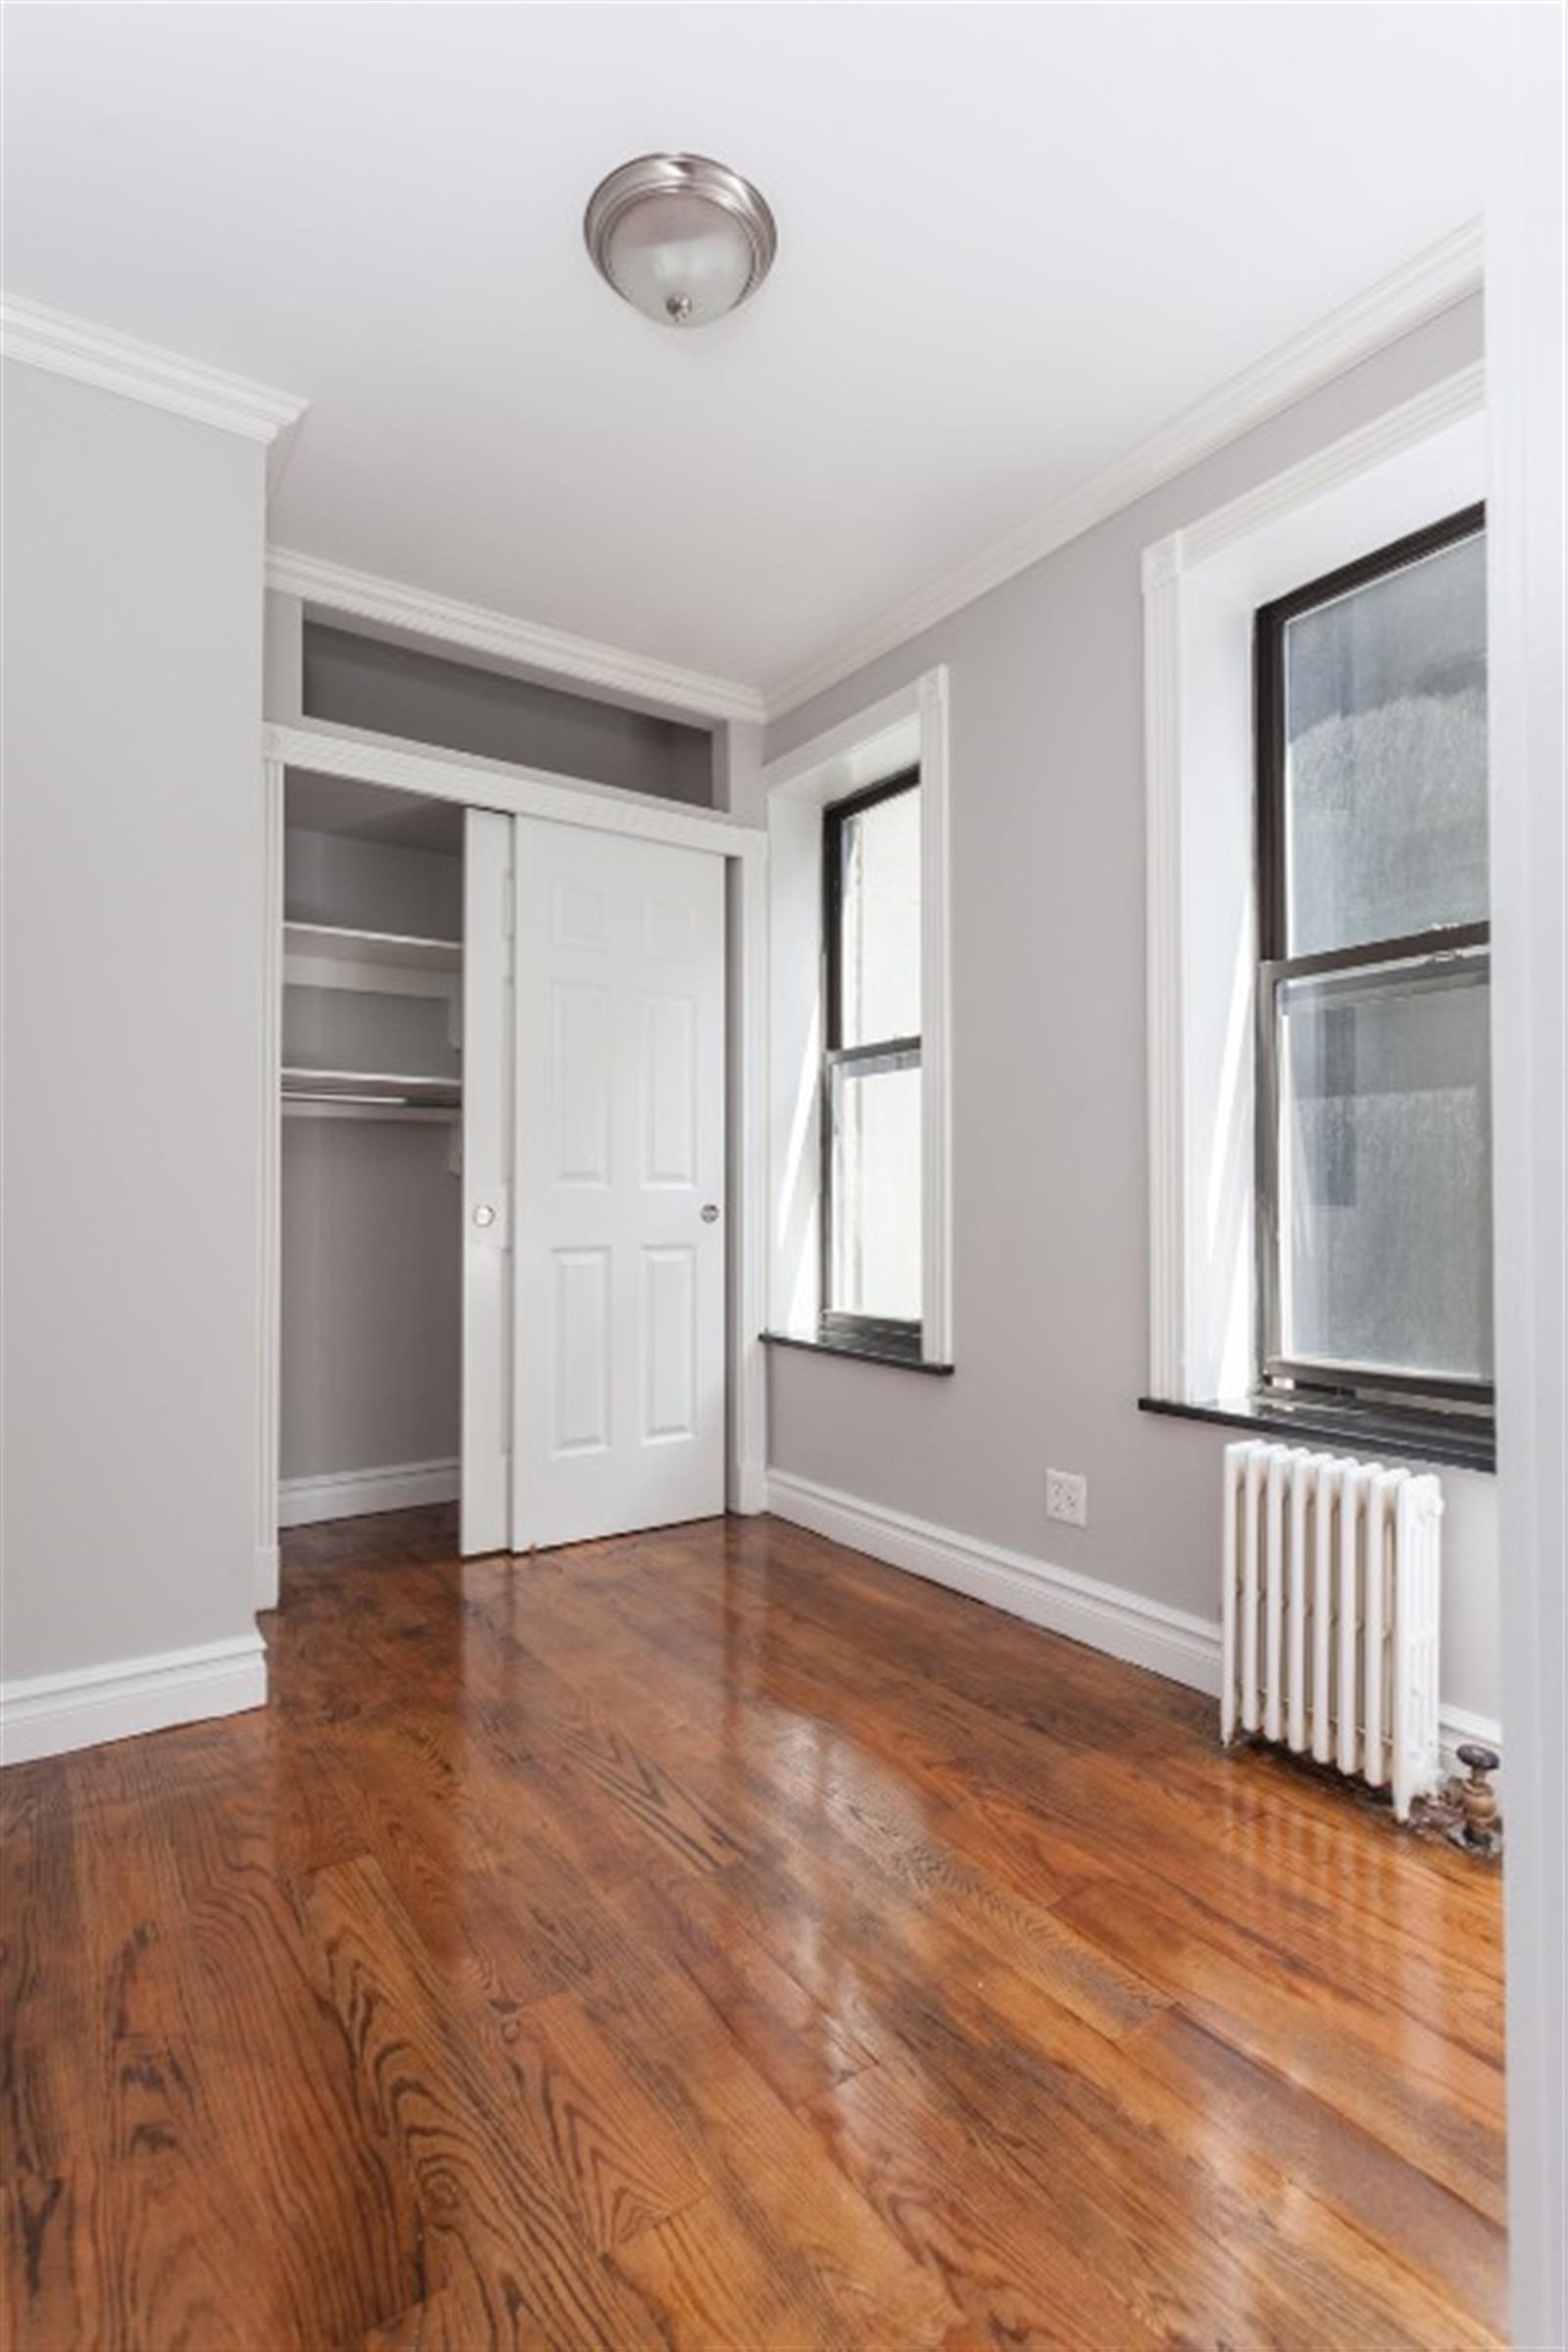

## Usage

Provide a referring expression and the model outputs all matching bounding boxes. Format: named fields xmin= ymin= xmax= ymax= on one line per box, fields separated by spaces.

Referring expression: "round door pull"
xmin=472 ymin=1203 xmax=497 ymax=1229
xmin=701 ymin=1203 xmax=720 ymax=1223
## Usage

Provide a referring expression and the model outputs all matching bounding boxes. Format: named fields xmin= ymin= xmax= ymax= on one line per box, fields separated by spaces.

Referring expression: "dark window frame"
xmin=820 ymin=766 xmax=923 ymax=1362
xmin=1252 ymin=502 xmax=1494 ymax=1425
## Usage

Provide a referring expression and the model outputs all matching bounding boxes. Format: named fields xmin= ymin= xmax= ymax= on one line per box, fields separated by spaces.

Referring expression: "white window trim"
xmin=1143 ymin=362 xmax=1484 ymax=1404
xmin=763 ymin=667 xmax=953 ymax=1364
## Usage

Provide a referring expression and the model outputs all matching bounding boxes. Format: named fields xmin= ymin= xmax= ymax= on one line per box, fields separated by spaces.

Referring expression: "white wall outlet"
xmin=1046 ymin=1468 xmax=1089 ymax=1528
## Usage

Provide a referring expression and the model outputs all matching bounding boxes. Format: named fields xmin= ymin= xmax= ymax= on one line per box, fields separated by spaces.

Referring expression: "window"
xmin=1253 ymin=504 xmax=1493 ymax=1424
xmin=821 ymin=769 xmax=923 ymax=1358
xmin=762 ymin=665 xmax=952 ymax=1371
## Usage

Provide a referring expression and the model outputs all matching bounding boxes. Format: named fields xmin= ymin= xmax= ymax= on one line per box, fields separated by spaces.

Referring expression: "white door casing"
xmin=513 ymin=816 xmax=727 ymax=1549
xmin=461 ymin=808 xmax=514 ymax=1555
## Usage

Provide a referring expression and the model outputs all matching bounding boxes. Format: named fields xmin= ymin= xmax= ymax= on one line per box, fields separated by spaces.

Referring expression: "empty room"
xmin=2 ymin=6 xmax=1563 ymax=2348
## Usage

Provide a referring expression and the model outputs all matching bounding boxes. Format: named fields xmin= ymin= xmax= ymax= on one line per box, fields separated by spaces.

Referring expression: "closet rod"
xmin=281 ymin=1095 xmax=461 ymax=1124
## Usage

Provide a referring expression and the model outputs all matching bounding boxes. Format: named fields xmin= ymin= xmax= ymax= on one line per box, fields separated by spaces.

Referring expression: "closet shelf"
xmin=282 ymin=922 xmax=462 ymax=975
xmin=281 ymin=1066 xmax=462 ymax=1108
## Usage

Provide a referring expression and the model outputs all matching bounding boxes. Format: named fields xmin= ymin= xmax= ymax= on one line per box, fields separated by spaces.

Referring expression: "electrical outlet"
xmin=1046 ymin=1468 xmax=1088 ymax=1528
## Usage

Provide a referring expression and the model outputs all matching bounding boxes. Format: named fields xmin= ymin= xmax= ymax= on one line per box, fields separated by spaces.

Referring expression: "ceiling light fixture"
xmin=584 ymin=153 xmax=776 ymax=328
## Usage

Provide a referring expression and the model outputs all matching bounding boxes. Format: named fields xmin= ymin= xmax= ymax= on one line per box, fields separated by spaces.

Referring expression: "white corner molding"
xmin=255 ymin=759 xmax=284 ymax=1612
xmin=765 ymin=223 xmax=1483 ymax=717
xmin=1143 ymin=536 xmax=1190 ymax=1405
xmin=762 ymin=667 xmax=954 ymax=1362
xmin=1487 ymin=26 xmax=1566 ymax=2346
xmin=766 ymin=1469 xmax=1500 ymax=1767
xmin=267 ymin=546 xmax=767 ymax=729
xmin=255 ymin=1544 xmax=280 ymax=1611
xmin=733 ymin=849 xmax=772 ymax=1513
xmin=0 ymin=1635 xmax=268 ymax=1768
xmin=0 ymin=291 xmax=307 ymax=486
xmin=1143 ymin=361 xmax=1485 ymax=1403
xmin=277 ymin=1457 xmax=462 ymax=1529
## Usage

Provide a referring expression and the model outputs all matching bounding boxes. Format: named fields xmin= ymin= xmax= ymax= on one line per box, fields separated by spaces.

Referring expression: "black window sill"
xmin=761 ymin=1331 xmax=956 ymax=1376
xmin=1138 ymin=1394 xmax=1495 ymax=1474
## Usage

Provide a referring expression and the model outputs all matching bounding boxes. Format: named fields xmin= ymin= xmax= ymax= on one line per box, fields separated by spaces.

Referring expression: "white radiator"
xmin=1221 ymin=1440 xmax=1443 ymax=1821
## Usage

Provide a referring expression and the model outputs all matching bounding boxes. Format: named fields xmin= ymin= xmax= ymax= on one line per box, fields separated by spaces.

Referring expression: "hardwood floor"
xmin=3 ymin=1508 xmax=1506 ymax=2350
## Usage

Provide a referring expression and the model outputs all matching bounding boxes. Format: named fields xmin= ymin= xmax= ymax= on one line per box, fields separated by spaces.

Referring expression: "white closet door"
xmin=461 ymin=808 xmax=514 ymax=1555
xmin=513 ymin=817 xmax=726 ymax=1550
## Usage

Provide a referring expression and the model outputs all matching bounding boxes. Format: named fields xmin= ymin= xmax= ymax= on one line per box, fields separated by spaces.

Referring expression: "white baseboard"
xmin=278 ymin=1456 xmax=460 ymax=1529
xmin=0 ymin=1634 xmax=268 ymax=1767
xmin=765 ymin=1468 xmax=1222 ymax=1694
xmin=1438 ymin=1700 xmax=1505 ymax=1781
xmin=764 ymin=1468 xmax=1502 ymax=1765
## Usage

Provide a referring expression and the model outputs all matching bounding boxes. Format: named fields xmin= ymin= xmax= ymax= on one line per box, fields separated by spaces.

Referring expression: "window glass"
xmin=1283 ymin=530 xmax=1487 ymax=956
xmin=1276 ymin=956 xmax=1493 ymax=1381
xmin=826 ymin=1060 xmax=922 ymax=1322
xmin=837 ymin=786 xmax=922 ymax=1047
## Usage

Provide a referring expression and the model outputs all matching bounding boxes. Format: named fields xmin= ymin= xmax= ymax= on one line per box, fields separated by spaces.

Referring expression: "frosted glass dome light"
xmin=584 ymin=155 xmax=777 ymax=328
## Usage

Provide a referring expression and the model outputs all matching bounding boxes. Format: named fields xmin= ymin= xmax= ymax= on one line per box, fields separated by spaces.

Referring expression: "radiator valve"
xmin=1447 ymin=1742 xmax=1503 ymax=1857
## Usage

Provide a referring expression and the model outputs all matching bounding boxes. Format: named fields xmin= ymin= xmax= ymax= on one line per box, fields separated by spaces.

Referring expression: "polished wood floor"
xmin=3 ymin=1509 xmax=1506 ymax=2350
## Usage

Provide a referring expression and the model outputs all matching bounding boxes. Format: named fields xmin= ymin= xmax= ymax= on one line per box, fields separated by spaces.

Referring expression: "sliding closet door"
xmin=461 ymin=808 xmax=514 ymax=1554
xmin=513 ymin=816 xmax=726 ymax=1550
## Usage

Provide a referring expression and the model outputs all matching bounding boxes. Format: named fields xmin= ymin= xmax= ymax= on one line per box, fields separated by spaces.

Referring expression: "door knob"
xmin=472 ymin=1202 xmax=497 ymax=1229
xmin=701 ymin=1203 xmax=720 ymax=1224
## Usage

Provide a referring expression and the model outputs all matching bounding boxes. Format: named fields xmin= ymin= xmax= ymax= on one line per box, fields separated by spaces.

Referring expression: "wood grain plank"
xmin=302 ymin=1852 xmax=660 ymax=2350
xmin=801 ymin=2044 xmax=1167 ymax=2350
xmin=163 ymin=1774 xmax=426 ymax=2344
xmin=1056 ymin=1873 xmax=1506 ymax=2221
xmin=3 ymin=1506 xmax=1507 ymax=2351
xmin=609 ymin=1866 xmax=876 ymax=2114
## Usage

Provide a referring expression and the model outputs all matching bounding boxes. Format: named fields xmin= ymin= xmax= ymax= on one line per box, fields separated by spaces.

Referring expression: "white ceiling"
xmin=3 ymin=6 xmax=1509 ymax=699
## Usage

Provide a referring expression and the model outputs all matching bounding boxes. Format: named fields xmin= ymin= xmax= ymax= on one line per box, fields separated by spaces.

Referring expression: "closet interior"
xmin=278 ymin=772 xmax=466 ymax=1525
xmin=300 ymin=619 xmax=717 ymax=806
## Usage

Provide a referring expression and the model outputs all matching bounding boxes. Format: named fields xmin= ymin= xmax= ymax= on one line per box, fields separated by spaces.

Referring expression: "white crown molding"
xmin=1172 ymin=359 xmax=1486 ymax=573
xmin=267 ymin=546 xmax=767 ymax=729
xmin=0 ymin=291 xmax=307 ymax=486
xmin=0 ymin=1633 xmax=268 ymax=1767
xmin=765 ymin=1470 xmax=1499 ymax=1764
xmin=764 ymin=220 xmax=1484 ymax=718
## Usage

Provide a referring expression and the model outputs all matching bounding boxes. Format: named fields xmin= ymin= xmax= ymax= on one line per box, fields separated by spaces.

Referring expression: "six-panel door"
xmin=512 ymin=816 xmax=726 ymax=1549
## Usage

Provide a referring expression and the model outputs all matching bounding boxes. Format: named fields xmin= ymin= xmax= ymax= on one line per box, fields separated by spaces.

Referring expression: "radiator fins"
xmin=1221 ymin=1439 xmax=1443 ymax=1821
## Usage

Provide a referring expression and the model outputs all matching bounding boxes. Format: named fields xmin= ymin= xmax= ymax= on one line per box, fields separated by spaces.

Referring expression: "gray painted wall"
xmin=2 ymin=363 xmax=266 ymax=1680
xmin=279 ymin=817 xmax=464 ymax=1485
xmin=279 ymin=1119 xmax=460 ymax=1480
xmin=763 ymin=294 xmax=1500 ymax=1725
xmin=286 ymin=824 xmax=463 ymax=938
xmin=303 ymin=623 xmax=714 ymax=805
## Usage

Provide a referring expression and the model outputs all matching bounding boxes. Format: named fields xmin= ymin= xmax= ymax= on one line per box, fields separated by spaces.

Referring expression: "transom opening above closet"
xmin=302 ymin=621 xmax=716 ymax=807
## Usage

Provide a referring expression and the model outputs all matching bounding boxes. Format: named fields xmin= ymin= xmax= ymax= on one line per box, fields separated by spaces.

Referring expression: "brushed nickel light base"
xmin=584 ymin=153 xmax=777 ymax=327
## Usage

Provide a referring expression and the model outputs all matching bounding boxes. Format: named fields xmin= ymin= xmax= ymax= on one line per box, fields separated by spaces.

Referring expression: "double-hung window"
xmin=820 ymin=769 xmax=923 ymax=1359
xmin=1253 ymin=503 xmax=1493 ymax=1428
